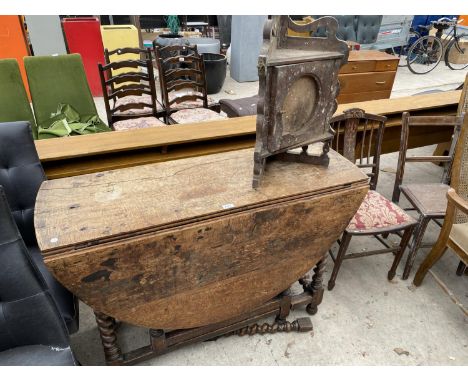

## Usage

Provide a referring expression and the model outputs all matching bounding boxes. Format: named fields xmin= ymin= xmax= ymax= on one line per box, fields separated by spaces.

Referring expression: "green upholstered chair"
xmin=0 ymin=59 xmax=37 ymax=139
xmin=24 ymin=54 xmax=109 ymax=138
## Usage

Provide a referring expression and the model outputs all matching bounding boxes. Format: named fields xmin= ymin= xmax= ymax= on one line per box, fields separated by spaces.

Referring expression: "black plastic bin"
xmin=203 ymin=53 xmax=227 ymax=94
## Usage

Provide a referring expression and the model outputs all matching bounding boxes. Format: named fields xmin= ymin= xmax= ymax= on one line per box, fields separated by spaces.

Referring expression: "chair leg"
xmin=456 ymin=261 xmax=466 ymax=276
xmin=327 ymin=231 xmax=352 ymax=291
xmin=388 ymin=225 xmax=414 ymax=280
xmin=402 ymin=216 xmax=431 ymax=280
xmin=413 ymin=243 xmax=449 ymax=287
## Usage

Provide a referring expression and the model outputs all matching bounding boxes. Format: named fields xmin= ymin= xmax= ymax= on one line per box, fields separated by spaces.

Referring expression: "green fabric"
xmin=0 ymin=59 xmax=38 ymax=139
xmin=37 ymin=103 xmax=111 ymax=139
xmin=24 ymin=54 xmax=109 ymax=135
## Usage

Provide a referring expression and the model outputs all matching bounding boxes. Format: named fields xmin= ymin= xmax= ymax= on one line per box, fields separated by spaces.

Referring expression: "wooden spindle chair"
xmin=327 ymin=108 xmax=417 ymax=290
xmin=391 ymin=113 xmax=464 ymax=279
xmin=154 ymin=44 xmax=225 ymax=124
xmin=414 ymin=111 xmax=468 ymax=285
xmin=98 ymin=55 xmax=166 ymax=131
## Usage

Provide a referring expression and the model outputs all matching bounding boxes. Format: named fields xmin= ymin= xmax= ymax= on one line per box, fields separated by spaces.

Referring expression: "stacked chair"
xmin=98 ymin=47 xmax=166 ymax=130
xmin=154 ymin=43 xmax=226 ymax=124
xmin=327 ymin=108 xmax=417 ymax=290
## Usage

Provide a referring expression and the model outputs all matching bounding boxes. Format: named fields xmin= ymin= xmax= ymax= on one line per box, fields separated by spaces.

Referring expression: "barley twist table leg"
xmin=94 ymin=311 xmax=123 ymax=365
xmin=306 ymin=257 xmax=326 ymax=315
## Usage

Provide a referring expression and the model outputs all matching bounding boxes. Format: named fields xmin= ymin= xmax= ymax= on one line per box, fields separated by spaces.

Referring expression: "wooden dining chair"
xmin=391 ymin=113 xmax=464 ymax=279
xmin=327 ymin=108 xmax=417 ymax=290
xmin=98 ymin=54 xmax=166 ymax=131
xmin=414 ymin=112 xmax=467 ymax=286
xmin=154 ymin=43 xmax=225 ymax=124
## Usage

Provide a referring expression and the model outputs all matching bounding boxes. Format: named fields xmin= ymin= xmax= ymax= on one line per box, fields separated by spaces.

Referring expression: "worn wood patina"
xmin=253 ymin=16 xmax=349 ymax=188
xmin=35 ymin=148 xmax=367 ymax=364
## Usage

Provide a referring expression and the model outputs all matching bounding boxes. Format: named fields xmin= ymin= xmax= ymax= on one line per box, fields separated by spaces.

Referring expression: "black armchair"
xmin=0 ymin=186 xmax=76 ymax=365
xmin=0 ymin=121 xmax=79 ymax=333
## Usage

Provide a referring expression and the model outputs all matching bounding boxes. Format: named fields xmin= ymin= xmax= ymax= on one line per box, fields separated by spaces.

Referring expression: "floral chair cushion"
xmin=113 ymin=116 xmax=166 ymax=131
xmin=168 ymin=89 xmax=216 ymax=110
xmin=347 ymin=190 xmax=415 ymax=233
xmin=170 ymin=108 xmax=227 ymax=124
xmin=114 ymin=95 xmax=164 ymax=115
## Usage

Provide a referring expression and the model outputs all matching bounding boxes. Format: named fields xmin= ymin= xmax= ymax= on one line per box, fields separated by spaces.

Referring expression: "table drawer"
xmin=340 ymin=60 xmax=376 ymax=74
xmin=375 ymin=59 xmax=398 ymax=72
xmin=337 ymin=90 xmax=392 ymax=104
xmin=339 ymin=72 xmax=396 ymax=94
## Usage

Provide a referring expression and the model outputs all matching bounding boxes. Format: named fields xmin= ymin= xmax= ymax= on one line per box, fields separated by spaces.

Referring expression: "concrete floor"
xmin=81 ymin=62 xmax=468 ymax=366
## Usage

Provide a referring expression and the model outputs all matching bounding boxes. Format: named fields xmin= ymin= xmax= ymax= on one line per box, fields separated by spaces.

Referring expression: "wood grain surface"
xmin=35 ymin=148 xmax=367 ymax=253
xmin=35 ymin=148 xmax=368 ymax=328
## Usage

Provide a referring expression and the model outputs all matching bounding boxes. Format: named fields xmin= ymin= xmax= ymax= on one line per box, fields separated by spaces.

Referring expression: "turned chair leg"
xmin=388 ymin=226 xmax=415 ymax=280
xmin=456 ymin=261 xmax=466 ymax=276
xmin=328 ymin=231 xmax=352 ymax=291
xmin=402 ymin=215 xmax=430 ymax=280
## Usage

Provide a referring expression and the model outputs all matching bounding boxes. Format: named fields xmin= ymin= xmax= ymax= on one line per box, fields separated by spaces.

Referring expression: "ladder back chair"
xmin=327 ymin=108 xmax=417 ymax=290
xmin=391 ymin=113 xmax=465 ymax=280
xmin=98 ymin=53 xmax=166 ymax=131
xmin=154 ymin=43 xmax=225 ymax=124
xmin=414 ymin=111 xmax=468 ymax=286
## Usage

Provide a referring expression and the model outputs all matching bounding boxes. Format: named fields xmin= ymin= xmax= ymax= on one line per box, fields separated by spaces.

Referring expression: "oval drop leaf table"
xmin=35 ymin=148 xmax=368 ymax=364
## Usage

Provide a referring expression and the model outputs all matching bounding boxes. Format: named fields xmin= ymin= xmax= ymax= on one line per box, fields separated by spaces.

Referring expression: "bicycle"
xmin=405 ymin=17 xmax=468 ymax=74
xmin=388 ymin=26 xmax=422 ymax=68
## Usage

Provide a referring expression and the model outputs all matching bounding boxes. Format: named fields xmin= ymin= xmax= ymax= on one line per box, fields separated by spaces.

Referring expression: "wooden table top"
xmin=35 ymin=148 xmax=367 ymax=255
xmin=35 ymin=148 xmax=368 ymax=328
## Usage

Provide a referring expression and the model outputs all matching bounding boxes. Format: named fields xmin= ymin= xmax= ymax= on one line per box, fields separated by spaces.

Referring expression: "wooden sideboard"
xmin=337 ymin=50 xmax=399 ymax=104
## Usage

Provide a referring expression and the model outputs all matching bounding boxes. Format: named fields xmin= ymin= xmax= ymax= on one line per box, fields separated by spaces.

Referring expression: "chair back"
xmin=392 ymin=113 xmax=464 ymax=202
xmin=0 ymin=121 xmax=46 ymax=247
xmin=104 ymin=47 xmax=154 ymax=92
xmin=330 ymin=108 xmax=386 ymax=190
xmin=98 ymin=50 xmax=158 ymax=128
xmin=0 ymin=59 xmax=37 ymax=138
xmin=0 ymin=186 xmax=71 ymax=353
xmin=24 ymin=54 xmax=103 ymax=128
xmin=154 ymin=43 xmax=209 ymax=116
xmin=453 ymin=74 xmax=468 ymax=223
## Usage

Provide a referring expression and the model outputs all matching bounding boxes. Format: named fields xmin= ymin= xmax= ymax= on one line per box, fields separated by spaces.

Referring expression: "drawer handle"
xmin=376 ymin=81 xmax=386 ymax=85
xmin=352 ymin=66 xmax=358 ymax=70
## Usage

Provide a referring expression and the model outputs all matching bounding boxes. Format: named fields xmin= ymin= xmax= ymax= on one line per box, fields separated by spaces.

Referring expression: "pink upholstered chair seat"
xmin=347 ymin=190 xmax=415 ymax=233
xmin=170 ymin=108 xmax=227 ymax=124
xmin=114 ymin=95 xmax=164 ymax=115
xmin=113 ymin=116 xmax=166 ymax=131
xmin=168 ymin=90 xmax=216 ymax=110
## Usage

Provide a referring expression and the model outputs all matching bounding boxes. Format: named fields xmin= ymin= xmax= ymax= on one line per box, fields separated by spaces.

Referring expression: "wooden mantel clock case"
xmin=253 ymin=16 xmax=349 ymax=188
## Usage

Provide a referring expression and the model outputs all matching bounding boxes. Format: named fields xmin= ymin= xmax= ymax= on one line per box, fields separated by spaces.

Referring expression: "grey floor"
xmin=78 ymin=63 xmax=468 ymax=366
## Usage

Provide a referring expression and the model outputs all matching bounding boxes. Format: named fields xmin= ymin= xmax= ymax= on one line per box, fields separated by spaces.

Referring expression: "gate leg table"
xmin=34 ymin=148 xmax=368 ymax=365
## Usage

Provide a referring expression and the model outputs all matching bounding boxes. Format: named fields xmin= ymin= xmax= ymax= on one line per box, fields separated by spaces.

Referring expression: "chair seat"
xmin=400 ymin=183 xmax=449 ymax=216
xmin=170 ymin=108 xmax=227 ymax=124
xmin=450 ymin=222 xmax=468 ymax=255
xmin=168 ymin=90 xmax=217 ymax=110
xmin=219 ymin=95 xmax=259 ymax=118
xmin=114 ymin=95 xmax=164 ymax=115
xmin=113 ymin=116 xmax=166 ymax=131
xmin=347 ymin=190 xmax=416 ymax=233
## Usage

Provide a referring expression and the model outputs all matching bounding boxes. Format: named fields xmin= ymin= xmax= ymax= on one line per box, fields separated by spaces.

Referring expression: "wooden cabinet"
xmin=337 ymin=50 xmax=399 ymax=104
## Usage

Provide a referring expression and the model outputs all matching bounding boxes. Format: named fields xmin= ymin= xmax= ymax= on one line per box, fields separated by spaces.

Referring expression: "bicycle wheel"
xmin=407 ymin=36 xmax=443 ymax=74
xmin=445 ymin=33 xmax=468 ymax=70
